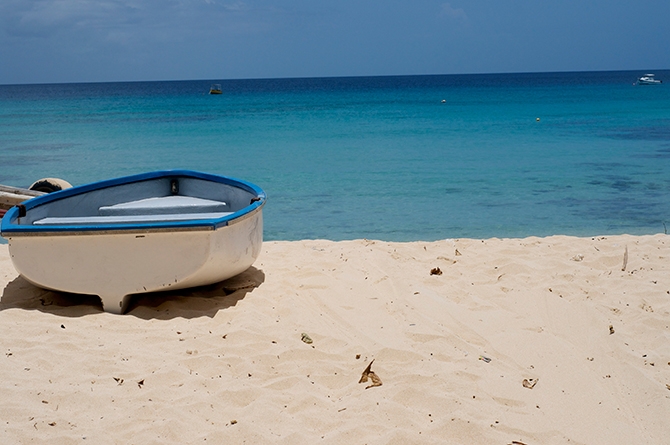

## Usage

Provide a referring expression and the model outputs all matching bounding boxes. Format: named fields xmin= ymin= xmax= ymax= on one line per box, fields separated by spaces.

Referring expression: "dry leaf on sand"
xmin=359 ymin=359 xmax=383 ymax=389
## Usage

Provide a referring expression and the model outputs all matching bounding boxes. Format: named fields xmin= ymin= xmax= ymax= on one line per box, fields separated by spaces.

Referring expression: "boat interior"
xmin=17 ymin=177 xmax=256 ymax=227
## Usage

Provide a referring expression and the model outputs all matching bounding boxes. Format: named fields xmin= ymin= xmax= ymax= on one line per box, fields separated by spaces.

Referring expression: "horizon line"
xmin=2 ymin=68 xmax=669 ymax=88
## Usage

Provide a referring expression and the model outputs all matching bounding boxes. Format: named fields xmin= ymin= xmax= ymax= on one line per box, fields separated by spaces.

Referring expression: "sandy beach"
xmin=1 ymin=234 xmax=669 ymax=444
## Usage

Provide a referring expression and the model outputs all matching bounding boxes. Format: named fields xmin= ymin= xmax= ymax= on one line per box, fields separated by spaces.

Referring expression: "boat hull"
xmin=1 ymin=170 xmax=265 ymax=314
xmin=7 ymin=211 xmax=262 ymax=313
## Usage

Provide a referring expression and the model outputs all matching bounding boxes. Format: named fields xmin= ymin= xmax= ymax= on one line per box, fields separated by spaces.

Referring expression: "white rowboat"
xmin=1 ymin=170 xmax=266 ymax=314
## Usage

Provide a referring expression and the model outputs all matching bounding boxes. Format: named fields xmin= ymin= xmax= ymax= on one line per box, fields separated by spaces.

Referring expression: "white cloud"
xmin=441 ymin=3 xmax=467 ymax=21
xmin=222 ymin=2 xmax=246 ymax=12
xmin=1 ymin=0 xmax=144 ymax=38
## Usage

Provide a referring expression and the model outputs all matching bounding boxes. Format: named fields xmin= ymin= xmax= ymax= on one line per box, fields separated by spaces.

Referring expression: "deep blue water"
xmin=1 ymin=70 xmax=669 ymax=241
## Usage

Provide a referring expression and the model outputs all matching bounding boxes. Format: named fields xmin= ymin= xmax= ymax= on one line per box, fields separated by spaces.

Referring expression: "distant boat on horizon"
xmin=209 ymin=83 xmax=223 ymax=94
xmin=636 ymin=74 xmax=662 ymax=85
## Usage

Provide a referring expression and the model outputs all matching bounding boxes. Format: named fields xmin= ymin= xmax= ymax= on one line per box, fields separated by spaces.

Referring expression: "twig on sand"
xmin=621 ymin=245 xmax=628 ymax=272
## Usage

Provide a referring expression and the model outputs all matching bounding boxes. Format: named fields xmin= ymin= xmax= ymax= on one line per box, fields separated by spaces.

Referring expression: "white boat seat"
xmin=98 ymin=196 xmax=228 ymax=216
xmin=33 ymin=212 xmax=233 ymax=226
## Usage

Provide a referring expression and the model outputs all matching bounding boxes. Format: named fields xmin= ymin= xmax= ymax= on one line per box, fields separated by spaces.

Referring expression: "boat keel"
xmin=99 ymin=294 xmax=132 ymax=314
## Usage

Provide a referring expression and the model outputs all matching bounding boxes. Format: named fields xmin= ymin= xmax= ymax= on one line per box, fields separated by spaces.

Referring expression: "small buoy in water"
xmin=536 ymin=117 xmax=540 ymax=122
xmin=29 ymin=178 xmax=72 ymax=193
xmin=441 ymin=99 xmax=446 ymax=103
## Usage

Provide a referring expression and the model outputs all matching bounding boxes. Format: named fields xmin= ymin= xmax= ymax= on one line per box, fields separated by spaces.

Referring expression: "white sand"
xmin=1 ymin=235 xmax=669 ymax=444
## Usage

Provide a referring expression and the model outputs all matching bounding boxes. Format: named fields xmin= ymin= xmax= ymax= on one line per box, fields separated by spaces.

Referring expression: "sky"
xmin=1 ymin=0 xmax=669 ymax=85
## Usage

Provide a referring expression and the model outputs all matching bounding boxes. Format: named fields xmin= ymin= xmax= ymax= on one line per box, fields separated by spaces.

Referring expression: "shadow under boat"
xmin=0 ymin=266 xmax=265 ymax=320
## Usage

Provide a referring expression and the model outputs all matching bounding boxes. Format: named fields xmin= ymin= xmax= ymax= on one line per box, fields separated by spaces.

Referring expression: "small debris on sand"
xmin=430 ymin=267 xmax=442 ymax=276
xmin=522 ymin=378 xmax=538 ymax=389
xmin=301 ymin=332 xmax=313 ymax=344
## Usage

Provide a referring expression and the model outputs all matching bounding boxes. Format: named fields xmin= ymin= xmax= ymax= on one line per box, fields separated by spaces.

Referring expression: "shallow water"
xmin=1 ymin=70 xmax=669 ymax=241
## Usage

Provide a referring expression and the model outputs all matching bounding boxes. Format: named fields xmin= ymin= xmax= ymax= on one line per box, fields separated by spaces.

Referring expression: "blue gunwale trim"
xmin=1 ymin=170 xmax=266 ymax=235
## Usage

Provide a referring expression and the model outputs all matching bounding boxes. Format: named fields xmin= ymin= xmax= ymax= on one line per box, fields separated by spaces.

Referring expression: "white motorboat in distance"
xmin=1 ymin=170 xmax=266 ymax=314
xmin=637 ymin=74 xmax=662 ymax=85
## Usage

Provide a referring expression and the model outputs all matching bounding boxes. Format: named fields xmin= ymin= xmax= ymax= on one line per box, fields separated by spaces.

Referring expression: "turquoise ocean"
xmin=1 ymin=70 xmax=669 ymax=241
